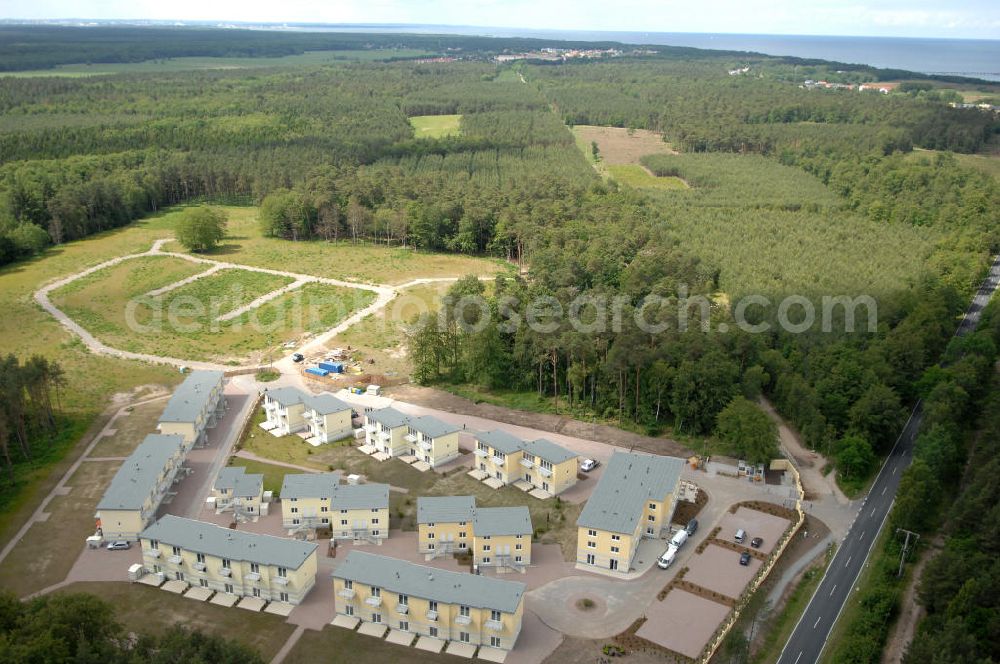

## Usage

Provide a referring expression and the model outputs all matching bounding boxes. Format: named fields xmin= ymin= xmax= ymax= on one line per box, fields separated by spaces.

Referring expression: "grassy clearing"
xmin=573 ymin=125 xmax=677 ymax=166
xmin=285 ymin=623 xmax=469 ymax=664
xmin=1 ymin=50 xmax=437 ymax=77
xmin=607 ymin=164 xmax=688 ymax=190
xmin=236 ymin=418 xmax=581 ymax=557
xmin=0 ymin=460 xmax=121 ymax=597
xmin=152 ymin=269 xmax=292 ymax=319
xmin=226 ymin=457 xmax=293 ymax=496
xmin=61 ymin=581 xmax=296 ymax=660
xmin=89 ymin=399 xmax=169 ymax=458
xmin=410 ymin=114 xmax=462 ymax=138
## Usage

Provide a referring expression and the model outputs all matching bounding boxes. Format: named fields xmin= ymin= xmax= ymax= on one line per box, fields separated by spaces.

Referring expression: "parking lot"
xmin=635 ymin=589 xmax=731 ymax=659
xmin=717 ymin=506 xmax=792 ymax=555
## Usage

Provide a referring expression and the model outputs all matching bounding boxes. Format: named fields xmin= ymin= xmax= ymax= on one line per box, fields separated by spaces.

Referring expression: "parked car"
xmin=107 ymin=540 xmax=131 ymax=551
xmin=739 ymin=551 xmax=752 ymax=566
xmin=291 ymin=353 xmax=304 ymax=363
xmin=735 ymin=528 xmax=746 ymax=544
xmin=580 ymin=458 xmax=599 ymax=472
xmin=686 ymin=518 xmax=699 ymax=535
xmin=751 ymin=536 xmax=764 ymax=549
xmin=670 ymin=529 xmax=689 ymax=549
xmin=656 ymin=545 xmax=679 ymax=569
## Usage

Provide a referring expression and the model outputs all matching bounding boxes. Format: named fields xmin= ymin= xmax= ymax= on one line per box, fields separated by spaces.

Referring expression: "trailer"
xmin=305 ymin=367 xmax=330 ymax=377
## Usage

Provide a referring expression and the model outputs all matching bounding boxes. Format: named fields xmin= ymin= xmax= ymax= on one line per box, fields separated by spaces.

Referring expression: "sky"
xmin=5 ymin=1 xmax=1000 ymax=40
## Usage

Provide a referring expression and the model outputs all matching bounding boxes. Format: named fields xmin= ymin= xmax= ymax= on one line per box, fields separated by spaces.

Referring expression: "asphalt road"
xmin=777 ymin=253 xmax=1000 ymax=664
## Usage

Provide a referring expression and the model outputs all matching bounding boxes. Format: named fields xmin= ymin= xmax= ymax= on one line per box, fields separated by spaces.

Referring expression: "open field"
xmin=409 ymin=114 xmax=463 ymax=138
xmin=0 ymin=460 xmax=121 ymax=597
xmin=0 ymin=49 xmax=437 ymax=77
xmin=572 ymin=125 xmax=678 ymax=165
xmin=606 ymin=164 xmax=688 ymax=190
xmin=62 ymin=581 xmax=297 ymax=660
xmin=285 ymin=624 xmax=470 ymax=664
xmin=89 ymin=399 xmax=169 ymax=458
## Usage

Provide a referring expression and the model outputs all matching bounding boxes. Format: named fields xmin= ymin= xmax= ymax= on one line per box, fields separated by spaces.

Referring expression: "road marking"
xmin=813 ymin=616 xmax=822 ymax=629
xmin=794 ymin=652 xmax=803 ymax=664
xmin=871 ymin=507 xmax=877 ymax=517
xmin=882 ymin=486 xmax=887 ymax=496
xmin=830 ymin=584 xmax=837 ymax=596
xmin=846 ymin=556 xmax=852 ymax=567
xmin=893 ymin=466 xmax=897 ymax=475
xmin=860 ymin=531 xmax=866 ymax=540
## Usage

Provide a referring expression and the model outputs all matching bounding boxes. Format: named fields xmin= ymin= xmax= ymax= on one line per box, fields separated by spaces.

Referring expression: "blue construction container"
xmin=318 ymin=361 xmax=344 ymax=373
xmin=305 ymin=367 xmax=329 ymax=377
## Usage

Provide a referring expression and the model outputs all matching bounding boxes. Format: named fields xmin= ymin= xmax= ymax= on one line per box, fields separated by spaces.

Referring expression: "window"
xmin=483 ymin=535 xmax=491 ymax=540
xmin=459 ymin=542 xmax=467 ymax=549
xmin=588 ymin=529 xmax=597 ymax=537
xmin=458 ymin=521 xmax=466 ymax=526
xmin=372 ymin=530 xmax=380 ymax=537
xmin=321 ymin=506 xmax=328 ymax=513
xmin=515 ymin=534 xmax=523 ymax=539
xmin=460 ymin=632 xmax=470 ymax=643
xmin=648 ymin=503 xmax=656 ymax=510
xmin=278 ymin=567 xmax=287 ymax=578
xmin=153 ymin=564 xmax=161 ymax=573
xmin=172 ymin=545 xmax=181 ymax=556
xmin=292 ymin=518 xmax=300 ymax=525
xmin=253 ymin=588 xmax=261 ymax=598
xmin=341 ymin=519 xmax=348 ymax=526
xmin=372 ymin=613 xmax=381 ymax=624
xmin=224 ymin=583 xmax=233 ymax=594
xmin=322 ymin=518 xmax=329 ymax=524
xmin=250 ymin=563 xmax=260 ymax=574
xmin=515 ymin=555 xmax=522 ymax=562
xmin=609 ymin=559 xmax=619 ymax=571
xmin=459 ymin=531 xmax=467 ymax=538
xmin=291 ymin=507 xmax=299 ymax=513
xmin=490 ymin=636 xmax=502 ymax=648
xmin=491 ymin=610 xmax=501 ymax=621
xmin=280 ymin=592 xmax=289 ymax=603
xmin=611 ymin=546 xmax=620 ymax=553
xmin=345 ymin=580 xmax=353 ymax=589
xmin=345 ymin=605 xmax=354 ymax=616
xmin=398 ymin=594 xmax=408 ymax=605
xmin=371 ymin=587 xmax=381 ymax=597
xmin=150 ymin=539 xmax=159 ymax=550
xmin=586 ymin=554 xmax=595 ymax=565
xmin=587 ymin=540 xmax=597 ymax=549
xmin=290 ymin=497 xmax=297 ymax=502
xmin=199 ymin=578 xmax=208 ymax=588
xmin=341 ymin=509 xmax=348 ymax=514
xmin=371 ymin=508 xmax=379 ymax=513
xmin=196 ymin=553 xmax=205 ymax=564
xmin=515 ymin=544 xmax=522 ymax=550
xmin=429 ymin=626 xmax=438 ymax=638
xmin=482 ymin=544 xmax=491 ymax=552
xmin=372 ymin=518 xmax=379 ymax=524
xmin=427 ymin=522 xmax=435 ymax=527
xmin=428 ymin=532 xmax=435 ymax=539
xmin=611 ymin=534 xmax=620 ymax=542
xmin=648 ymin=514 xmax=655 ymax=521
xmin=460 ymin=605 xmax=470 ymax=617
xmin=428 ymin=543 xmax=435 ymax=550
xmin=399 ymin=620 xmax=409 ymax=631
xmin=429 ymin=601 xmax=438 ymax=612
xmin=482 ymin=557 xmax=491 ymax=564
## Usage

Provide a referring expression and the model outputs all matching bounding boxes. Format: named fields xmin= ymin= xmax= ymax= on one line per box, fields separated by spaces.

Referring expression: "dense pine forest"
xmin=1 ymin=26 xmax=999 ymax=661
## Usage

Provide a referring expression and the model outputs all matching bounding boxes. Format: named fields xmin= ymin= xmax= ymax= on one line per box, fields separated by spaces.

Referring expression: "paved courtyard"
xmin=684 ymin=544 xmax=763 ymax=599
xmin=718 ymin=507 xmax=792 ymax=555
xmin=636 ymin=589 xmax=731 ymax=659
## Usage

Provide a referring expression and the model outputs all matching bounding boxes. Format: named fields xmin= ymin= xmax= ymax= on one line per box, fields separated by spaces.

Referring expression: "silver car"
xmin=106 ymin=540 xmax=131 ymax=550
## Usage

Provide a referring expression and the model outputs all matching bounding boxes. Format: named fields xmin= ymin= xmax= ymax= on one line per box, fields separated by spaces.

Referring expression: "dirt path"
xmin=386 ymin=384 xmax=693 ymax=458
xmin=882 ymin=537 xmax=941 ymax=664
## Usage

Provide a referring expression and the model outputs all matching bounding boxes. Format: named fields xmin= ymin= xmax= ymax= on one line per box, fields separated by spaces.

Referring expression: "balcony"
xmin=404 ymin=433 xmax=417 ymax=443
xmin=218 ymin=567 xmax=232 ymax=577
xmin=473 ymin=448 xmax=489 ymax=458
xmin=146 ymin=549 xmax=161 ymax=559
xmin=192 ymin=562 xmax=206 ymax=572
xmin=378 ymin=431 xmax=391 ymax=441
xmin=365 ymin=595 xmax=383 ymax=607
xmin=426 ymin=610 xmax=438 ymax=621
xmin=168 ymin=555 xmax=183 ymax=565
xmin=455 ymin=614 xmax=472 ymax=626
xmin=538 ymin=466 xmax=553 ymax=478
xmin=491 ymin=457 xmax=506 ymax=466
xmin=396 ymin=603 xmax=409 ymax=614
xmin=338 ymin=588 xmax=356 ymax=600
xmin=519 ymin=458 xmax=534 ymax=469
xmin=364 ymin=424 xmax=377 ymax=433
xmin=486 ymin=619 xmax=504 ymax=632
xmin=246 ymin=572 xmax=261 ymax=582
xmin=274 ymin=576 xmax=289 ymax=586
xmin=418 ymin=440 xmax=433 ymax=452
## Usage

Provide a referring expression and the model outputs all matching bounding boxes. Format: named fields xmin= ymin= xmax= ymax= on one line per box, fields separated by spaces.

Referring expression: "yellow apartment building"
xmin=575 ymin=451 xmax=685 ymax=576
xmin=473 ymin=430 xmax=579 ymax=496
xmin=140 ymin=515 xmax=318 ymax=605
xmin=261 ymin=386 xmax=309 ymax=436
xmin=303 ymin=393 xmax=354 ymax=444
xmin=333 ymin=551 xmax=526 ymax=651
xmin=212 ymin=466 xmax=265 ymax=518
xmin=261 ymin=387 xmax=354 ymax=443
xmin=417 ymin=496 xmax=533 ymax=570
xmin=157 ymin=370 xmax=226 ymax=449
xmin=403 ymin=415 xmax=461 ymax=468
xmin=280 ymin=472 xmax=389 ymax=542
xmin=95 ymin=433 xmax=186 ymax=541
xmin=362 ymin=407 xmax=410 ymax=457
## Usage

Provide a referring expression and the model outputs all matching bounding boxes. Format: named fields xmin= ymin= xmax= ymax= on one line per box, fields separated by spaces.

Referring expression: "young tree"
xmin=175 ymin=207 xmax=227 ymax=252
xmin=836 ymin=434 xmax=875 ymax=480
xmin=715 ymin=397 xmax=779 ymax=464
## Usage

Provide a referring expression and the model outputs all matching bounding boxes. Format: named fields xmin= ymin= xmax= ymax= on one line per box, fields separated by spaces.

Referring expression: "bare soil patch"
xmin=574 ymin=125 xmax=677 ymax=165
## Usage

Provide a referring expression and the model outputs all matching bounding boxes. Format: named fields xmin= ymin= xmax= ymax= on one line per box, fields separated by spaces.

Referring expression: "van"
xmin=656 ymin=545 xmax=678 ymax=569
xmin=735 ymin=528 xmax=746 ymax=544
xmin=670 ymin=529 xmax=689 ymax=549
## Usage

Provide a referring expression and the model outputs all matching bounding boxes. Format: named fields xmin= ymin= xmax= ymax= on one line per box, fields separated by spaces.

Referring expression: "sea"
xmin=284 ymin=24 xmax=1000 ymax=82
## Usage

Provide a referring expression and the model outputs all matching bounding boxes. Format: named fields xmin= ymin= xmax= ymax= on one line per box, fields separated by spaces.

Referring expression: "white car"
xmin=656 ymin=545 xmax=678 ymax=569
xmin=580 ymin=458 xmax=599 ymax=472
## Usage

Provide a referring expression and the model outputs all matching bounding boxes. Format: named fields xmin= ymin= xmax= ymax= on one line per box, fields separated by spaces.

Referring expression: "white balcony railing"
xmin=168 ymin=555 xmax=183 ymax=564
xmin=146 ymin=549 xmax=161 ymax=559
xmin=419 ymin=440 xmax=433 ymax=451
xmin=455 ymin=614 xmax=472 ymax=626
xmin=396 ymin=603 xmax=409 ymax=614
xmin=378 ymin=431 xmax=391 ymax=441
xmin=338 ymin=588 xmax=356 ymax=599
xmin=218 ymin=567 xmax=232 ymax=577
xmin=538 ymin=466 xmax=553 ymax=478
xmin=274 ymin=576 xmax=289 ymax=586
xmin=473 ymin=448 xmax=488 ymax=458
xmin=365 ymin=595 xmax=382 ymax=607
xmin=246 ymin=572 xmax=261 ymax=582
xmin=426 ymin=610 xmax=438 ymax=621
xmin=519 ymin=458 xmax=534 ymax=469
xmin=192 ymin=562 xmax=206 ymax=572
xmin=485 ymin=619 xmax=504 ymax=632
xmin=492 ymin=457 xmax=506 ymax=466
xmin=404 ymin=433 xmax=417 ymax=443
xmin=364 ymin=424 xmax=377 ymax=433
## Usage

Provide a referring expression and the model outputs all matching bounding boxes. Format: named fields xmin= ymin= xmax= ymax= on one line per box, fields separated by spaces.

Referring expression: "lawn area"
xmin=1 ymin=49 xmax=437 ymax=77
xmin=410 ymin=114 xmax=462 ymax=139
xmin=236 ymin=416 xmax=582 ymax=558
xmin=607 ymin=164 xmax=689 ymax=190
xmin=89 ymin=398 xmax=170 ymax=458
xmin=0 ymin=460 xmax=120 ymax=597
xmin=60 ymin=581 xmax=296 ymax=661
xmin=226 ymin=457 xmax=294 ymax=496
xmin=285 ymin=623 xmax=469 ymax=664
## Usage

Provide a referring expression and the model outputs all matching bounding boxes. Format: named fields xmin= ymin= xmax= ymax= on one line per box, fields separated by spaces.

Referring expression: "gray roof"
xmin=141 ymin=515 xmax=316 ymax=569
xmin=265 ymin=386 xmax=307 ymax=407
xmin=417 ymin=496 xmax=476 ymax=524
xmin=159 ymin=371 xmax=223 ymax=423
xmin=366 ymin=407 xmax=410 ymax=429
xmin=576 ymin=451 xmax=685 ymax=534
xmin=524 ymin=438 xmax=578 ymax=465
xmin=408 ymin=415 xmax=460 ymax=438
xmin=472 ymin=506 xmax=532 ymax=537
xmin=97 ymin=434 xmax=184 ymax=511
xmin=280 ymin=472 xmax=342 ymax=499
xmin=304 ymin=393 xmax=351 ymax=415
xmin=332 ymin=483 xmax=389 ymax=510
xmin=475 ymin=429 xmax=524 ymax=455
xmin=214 ymin=467 xmax=263 ymax=498
xmin=333 ymin=551 xmax=525 ymax=613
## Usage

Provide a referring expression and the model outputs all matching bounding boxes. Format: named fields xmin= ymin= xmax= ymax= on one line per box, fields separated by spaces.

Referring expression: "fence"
xmin=697 ymin=458 xmax=806 ymax=663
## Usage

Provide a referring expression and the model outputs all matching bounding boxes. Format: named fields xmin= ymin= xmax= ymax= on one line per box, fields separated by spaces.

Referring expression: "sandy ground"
xmin=574 ymin=126 xmax=678 ymax=165
xmin=684 ymin=544 xmax=764 ymax=600
xmin=637 ymin=589 xmax=731 ymax=658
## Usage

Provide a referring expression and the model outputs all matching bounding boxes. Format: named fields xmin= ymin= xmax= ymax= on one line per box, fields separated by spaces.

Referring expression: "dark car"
xmin=291 ymin=353 xmax=304 ymax=363
xmin=686 ymin=518 xmax=699 ymax=535
xmin=739 ymin=551 xmax=751 ymax=566
xmin=750 ymin=536 xmax=764 ymax=549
